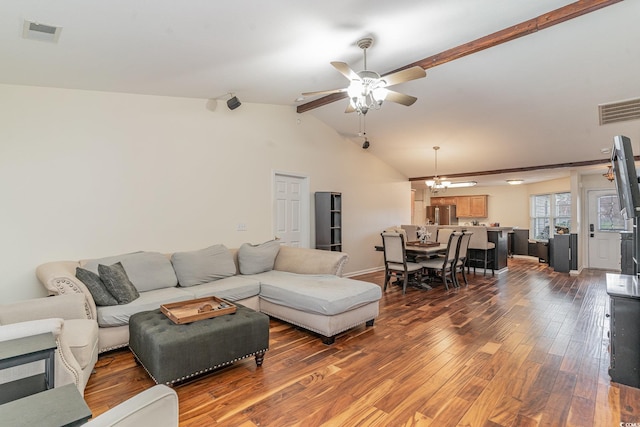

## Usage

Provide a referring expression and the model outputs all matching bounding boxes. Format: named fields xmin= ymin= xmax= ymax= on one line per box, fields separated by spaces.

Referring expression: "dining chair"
xmin=420 ymin=232 xmax=462 ymax=290
xmin=453 ymin=232 xmax=473 ymax=286
xmin=467 ymin=226 xmax=495 ymax=276
xmin=381 ymin=232 xmax=422 ymax=294
xmin=436 ymin=228 xmax=454 ymax=244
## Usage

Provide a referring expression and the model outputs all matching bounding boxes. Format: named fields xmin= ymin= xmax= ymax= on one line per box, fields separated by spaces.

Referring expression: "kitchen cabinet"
xmin=512 ymin=229 xmax=530 ymax=255
xmin=621 ymin=232 xmax=635 ymax=275
xmin=430 ymin=197 xmax=457 ymax=206
xmin=488 ymin=229 xmax=509 ymax=270
xmin=550 ymin=234 xmax=578 ymax=272
xmin=456 ymin=195 xmax=488 ymax=218
xmin=606 ymin=273 xmax=640 ymax=388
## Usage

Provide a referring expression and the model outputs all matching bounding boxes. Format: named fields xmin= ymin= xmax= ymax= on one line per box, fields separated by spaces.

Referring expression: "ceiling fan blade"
xmin=381 ymin=66 xmax=426 ymax=87
xmin=385 ymin=90 xmax=418 ymax=106
xmin=302 ymin=88 xmax=347 ymax=97
xmin=331 ymin=61 xmax=360 ymax=81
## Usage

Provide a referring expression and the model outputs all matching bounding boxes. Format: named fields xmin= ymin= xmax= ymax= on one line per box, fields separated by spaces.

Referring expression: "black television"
xmin=611 ymin=135 xmax=640 ymax=219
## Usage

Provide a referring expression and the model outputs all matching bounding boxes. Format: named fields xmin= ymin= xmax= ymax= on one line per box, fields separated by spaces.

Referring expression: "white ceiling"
xmin=2 ymin=1 xmax=639 ymax=188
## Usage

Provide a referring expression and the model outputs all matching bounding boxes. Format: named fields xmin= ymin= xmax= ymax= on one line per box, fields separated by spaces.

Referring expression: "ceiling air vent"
xmin=22 ymin=20 xmax=62 ymax=43
xmin=599 ymin=98 xmax=640 ymax=125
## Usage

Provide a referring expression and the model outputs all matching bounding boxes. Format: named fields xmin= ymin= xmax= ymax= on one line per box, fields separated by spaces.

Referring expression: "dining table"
xmin=404 ymin=241 xmax=447 ymax=258
xmin=374 ymin=241 xmax=447 ymax=257
xmin=374 ymin=240 xmax=447 ymax=291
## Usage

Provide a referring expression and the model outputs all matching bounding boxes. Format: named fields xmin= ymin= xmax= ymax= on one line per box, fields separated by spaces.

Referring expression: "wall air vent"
xmin=599 ymin=98 xmax=640 ymax=125
xmin=22 ymin=20 xmax=62 ymax=43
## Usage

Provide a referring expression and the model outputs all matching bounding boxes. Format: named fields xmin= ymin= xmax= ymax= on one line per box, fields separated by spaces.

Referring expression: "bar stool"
xmin=467 ymin=226 xmax=495 ymax=276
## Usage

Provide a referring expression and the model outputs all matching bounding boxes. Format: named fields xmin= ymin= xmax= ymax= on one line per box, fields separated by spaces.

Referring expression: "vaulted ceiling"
xmin=2 ymin=0 xmax=639 ymax=187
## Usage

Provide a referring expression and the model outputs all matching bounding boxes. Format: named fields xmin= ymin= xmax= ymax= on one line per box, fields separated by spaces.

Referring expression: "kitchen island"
xmin=486 ymin=227 xmax=511 ymax=271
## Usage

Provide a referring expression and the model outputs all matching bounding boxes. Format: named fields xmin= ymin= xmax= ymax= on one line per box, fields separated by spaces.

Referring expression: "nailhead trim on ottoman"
xmin=128 ymin=304 xmax=269 ymax=385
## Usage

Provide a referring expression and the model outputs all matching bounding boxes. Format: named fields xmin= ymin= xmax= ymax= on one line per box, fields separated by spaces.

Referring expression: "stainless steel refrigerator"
xmin=425 ymin=205 xmax=458 ymax=225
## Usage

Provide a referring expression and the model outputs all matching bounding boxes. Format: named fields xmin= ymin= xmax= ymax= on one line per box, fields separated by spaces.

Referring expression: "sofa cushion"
xmin=171 ymin=244 xmax=236 ymax=287
xmin=98 ymin=263 xmax=140 ymax=305
xmin=273 ymin=246 xmax=348 ymax=276
xmin=63 ymin=319 xmax=99 ymax=370
xmin=82 ymin=252 xmax=178 ymax=292
xmin=96 ymin=287 xmax=194 ymax=327
xmin=253 ymin=271 xmax=382 ymax=316
xmin=75 ymin=267 xmax=118 ymax=306
xmin=238 ymin=239 xmax=281 ymax=275
xmin=187 ymin=275 xmax=262 ymax=301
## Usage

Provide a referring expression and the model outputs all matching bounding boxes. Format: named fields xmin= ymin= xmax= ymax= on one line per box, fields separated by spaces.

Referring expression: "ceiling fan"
xmin=302 ymin=37 xmax=427 ymax=115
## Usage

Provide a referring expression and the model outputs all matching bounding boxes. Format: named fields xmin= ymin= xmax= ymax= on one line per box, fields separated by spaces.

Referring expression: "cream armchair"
xmin=0 ymin=294 xmax=99 ymax=396
xmin=84 ymin=385 xmax=178 ymax=427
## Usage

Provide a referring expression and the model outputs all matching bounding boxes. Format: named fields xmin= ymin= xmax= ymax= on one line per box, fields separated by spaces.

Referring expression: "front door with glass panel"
xmin=587 ymin=190 xmax=627 ymax=270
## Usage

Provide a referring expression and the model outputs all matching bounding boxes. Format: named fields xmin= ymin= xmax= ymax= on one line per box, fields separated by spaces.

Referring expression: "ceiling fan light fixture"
xmin=301 ymin=37 xmax=426 ymax=115
xmin=372 ymin=87 xmax=388 ymax=103
xmin=348 ymin=81 xmax=386 ymax=115
xmin=347 ymin=80 xmax=363 ymax=99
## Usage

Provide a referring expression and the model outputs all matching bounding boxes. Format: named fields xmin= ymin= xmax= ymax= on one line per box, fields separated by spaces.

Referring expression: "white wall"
xmin=526 ymin=177 xmax=571 ymax=197
xmin=0 ymin=84 xmax=408 ymax=302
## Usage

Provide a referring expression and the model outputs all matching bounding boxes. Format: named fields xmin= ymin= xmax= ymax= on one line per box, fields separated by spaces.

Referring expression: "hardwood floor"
xmin=83 ymin=257 xmax=640 ymax=426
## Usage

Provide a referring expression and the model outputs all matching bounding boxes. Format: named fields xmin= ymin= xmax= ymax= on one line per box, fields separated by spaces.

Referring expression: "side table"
xmin=0 ymin=383 xmax=91 ymax=427
xmin=0 ymin=332 xmax=56 ymax=404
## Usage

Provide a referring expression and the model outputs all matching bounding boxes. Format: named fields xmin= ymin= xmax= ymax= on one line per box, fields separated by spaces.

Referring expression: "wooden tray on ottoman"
xmin=161 ymin=296 xmax=237 ymax=324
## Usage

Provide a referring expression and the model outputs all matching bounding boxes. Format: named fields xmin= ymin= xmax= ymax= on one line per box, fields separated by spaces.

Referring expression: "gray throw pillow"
xmin=75 ymin=267 xmax=118 ymax=306
xmin=82 ymin=251 xmax=178 ymax=292
xmin=238 ymin=239 xmax=281 ymax=275
xmin=98 ymin=262 xmax=139 ymax=304
xmin=171 ymin=244 xmax=237 ymax=287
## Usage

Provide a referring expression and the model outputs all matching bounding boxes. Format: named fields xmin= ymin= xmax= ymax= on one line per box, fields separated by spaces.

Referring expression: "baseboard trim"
xmin=344 ymin=266 xmax=385 ymax=277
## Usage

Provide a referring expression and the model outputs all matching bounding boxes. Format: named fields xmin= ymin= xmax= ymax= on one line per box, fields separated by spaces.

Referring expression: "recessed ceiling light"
xmin=507 ymin=179 xmax=524 ymax=185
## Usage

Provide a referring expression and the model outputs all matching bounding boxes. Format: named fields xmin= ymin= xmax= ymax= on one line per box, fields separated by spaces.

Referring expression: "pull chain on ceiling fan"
xmin=302 ymin=37 xmax=427 ymax=115
xmin=359 ymin=114 xmax=370 ymax=149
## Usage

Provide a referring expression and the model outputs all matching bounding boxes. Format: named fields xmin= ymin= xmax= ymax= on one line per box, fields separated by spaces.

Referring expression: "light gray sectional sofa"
xmin=36 ymin=243 xmax=381 ymax=350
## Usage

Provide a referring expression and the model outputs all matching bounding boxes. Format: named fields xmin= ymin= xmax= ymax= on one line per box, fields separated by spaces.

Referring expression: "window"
xmin=530 ymin=192 xmax=572 ymax=240
xmin=598 ymin=194 xmax=627 ymax=231
xmin=554 ymin=192 xmax=571 ymax=229
xmin=531 ymin=194 xmax=550 ymax=240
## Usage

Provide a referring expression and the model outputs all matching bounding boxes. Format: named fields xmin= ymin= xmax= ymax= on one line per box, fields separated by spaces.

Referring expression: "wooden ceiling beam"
xmin=297 ymin=0 xmax=623 ymax=114
xmin=407 ymin=155 xmax=640 ymax=182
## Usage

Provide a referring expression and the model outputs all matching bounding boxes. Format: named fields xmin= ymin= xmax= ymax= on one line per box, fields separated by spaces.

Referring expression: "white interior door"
xmin=273 ymin=172 xmax=309 ymax=248
xmin=587 ymin=189 xmax=626 ymax=270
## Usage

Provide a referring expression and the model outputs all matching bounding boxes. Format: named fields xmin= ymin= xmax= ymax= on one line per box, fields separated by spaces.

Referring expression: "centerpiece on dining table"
xmin=407 ymin=226 xmax=440 ymax=247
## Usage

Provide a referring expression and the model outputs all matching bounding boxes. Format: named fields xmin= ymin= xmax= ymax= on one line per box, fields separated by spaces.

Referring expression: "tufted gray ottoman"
xmin=128 ymin=304 xmax=269 ymax=385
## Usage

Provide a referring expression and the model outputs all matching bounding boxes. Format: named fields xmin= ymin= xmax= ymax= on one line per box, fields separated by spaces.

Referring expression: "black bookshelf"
xmin=315 ymin=192 xmax=342 ymax=251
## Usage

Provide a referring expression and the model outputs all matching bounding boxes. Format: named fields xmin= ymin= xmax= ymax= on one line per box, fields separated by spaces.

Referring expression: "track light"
xmin=227 ymin=94 xmax=241 ymax=110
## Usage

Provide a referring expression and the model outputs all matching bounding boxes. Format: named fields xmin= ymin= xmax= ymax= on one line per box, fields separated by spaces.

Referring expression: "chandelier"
xmin=425 ymin=146 xmax=477 ymax=194
xmin=603 ymin=164 xmax=615 ymax=182
xmin=425 ymin=146 xmax=451 ymax=194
